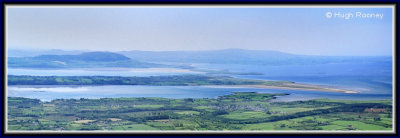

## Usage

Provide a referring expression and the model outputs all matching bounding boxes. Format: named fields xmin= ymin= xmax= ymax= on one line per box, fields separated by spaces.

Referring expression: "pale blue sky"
xmin=7 ymin=7 xmax=393 ymax=56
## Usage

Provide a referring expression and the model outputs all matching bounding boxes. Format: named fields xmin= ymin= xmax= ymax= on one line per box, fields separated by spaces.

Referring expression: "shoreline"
xmin=213 ymin=84 xmax=360 ymax=94
xmin=8 ymin=84 xmax=360 ymax=94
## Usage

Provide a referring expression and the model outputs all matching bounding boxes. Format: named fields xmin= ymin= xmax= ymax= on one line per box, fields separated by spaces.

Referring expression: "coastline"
xmin=214 ymin=83 xmax=360 ymax=94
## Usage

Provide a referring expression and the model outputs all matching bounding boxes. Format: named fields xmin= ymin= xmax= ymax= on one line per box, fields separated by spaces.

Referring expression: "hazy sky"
xmin=7 ymin=6 xmax=393 ymax=56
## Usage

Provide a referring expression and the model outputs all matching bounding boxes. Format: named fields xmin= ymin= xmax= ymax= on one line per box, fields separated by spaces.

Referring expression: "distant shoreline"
xmin=7 ymin=75 xmax=360 ymax=94
xmin=212 ymin=84 xmax=359 ymax=94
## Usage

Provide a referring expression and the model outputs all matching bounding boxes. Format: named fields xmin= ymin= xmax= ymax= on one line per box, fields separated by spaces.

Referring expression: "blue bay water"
xmin=7 ymin=68 xmax=204 ymax=76
xmin=7 ymin=60 xmax=393 ymax=101
xmin=193 ymin=61 xmax=393 ymax=95
xmin=7 ymin=85 xmax=391 ymax=102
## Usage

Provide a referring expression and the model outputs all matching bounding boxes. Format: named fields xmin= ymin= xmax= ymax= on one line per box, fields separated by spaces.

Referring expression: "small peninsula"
xmin=8 ymin=75 xmax=359 ymax=94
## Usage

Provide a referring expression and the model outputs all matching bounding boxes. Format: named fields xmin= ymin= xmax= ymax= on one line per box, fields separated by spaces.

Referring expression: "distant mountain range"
xmin=7 ymin=49 xmax=392 ymax=68
xmin=118 ymin=49 xmax=298 ymax=64
xmin=118 ymin=49 xmax=391 ymax=65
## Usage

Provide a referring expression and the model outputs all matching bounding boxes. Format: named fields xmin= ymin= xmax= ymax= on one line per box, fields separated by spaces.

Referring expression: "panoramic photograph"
xmin=4 ymin=5 xmax=395 ymax=134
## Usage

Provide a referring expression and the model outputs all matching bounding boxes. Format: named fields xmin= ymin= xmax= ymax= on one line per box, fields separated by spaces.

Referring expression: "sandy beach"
xmin=215 ymin=83 xmax=360 ymax=94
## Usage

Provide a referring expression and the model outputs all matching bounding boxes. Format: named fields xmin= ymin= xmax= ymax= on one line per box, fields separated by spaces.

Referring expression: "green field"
xmin=8 ymin=92 xmax=393 ymax=131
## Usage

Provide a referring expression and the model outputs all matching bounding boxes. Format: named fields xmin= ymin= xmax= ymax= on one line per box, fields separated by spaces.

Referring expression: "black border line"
xmin=1 ymin=2 xmax=398 ymax=136
xmin=2 ymin=2 xmax=6 ymax=136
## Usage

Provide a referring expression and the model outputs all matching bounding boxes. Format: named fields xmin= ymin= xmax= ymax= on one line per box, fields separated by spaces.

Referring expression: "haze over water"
xmin=7 ymin=58 xmax=393 ymax=102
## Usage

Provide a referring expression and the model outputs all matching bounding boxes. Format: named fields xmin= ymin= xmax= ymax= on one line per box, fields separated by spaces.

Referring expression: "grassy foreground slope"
xmin=8 ymin=92 xmax=392 ymax=131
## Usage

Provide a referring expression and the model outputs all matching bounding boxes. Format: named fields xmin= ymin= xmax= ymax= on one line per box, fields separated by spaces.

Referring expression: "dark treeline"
xmin=222 ymin=103 xmax=392 ymax=124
